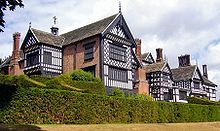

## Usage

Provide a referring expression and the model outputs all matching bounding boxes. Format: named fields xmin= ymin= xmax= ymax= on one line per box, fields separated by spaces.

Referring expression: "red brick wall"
xmin=63 ymin=35 xmax=101 ymax=78
xmin=134 ymin=67 xmax=149 ymax=95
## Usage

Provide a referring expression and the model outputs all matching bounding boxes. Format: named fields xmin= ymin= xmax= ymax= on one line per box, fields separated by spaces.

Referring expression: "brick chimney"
xmin=9 ymin=32 xmax=21 ymax=75
xmin=135 ymin=38 xmax=142 ymax=62
xmin=202 ymin=64 xmax=208 ymax=78
xmin=156 ymin=48 xmax=163 ymax=63
xmin=178 ymin=54 xmax=190 ymax=67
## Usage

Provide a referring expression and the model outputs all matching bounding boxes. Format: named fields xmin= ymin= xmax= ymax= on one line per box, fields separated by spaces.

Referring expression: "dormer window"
xmin=84 ymin=42 xmax=95 ymax=61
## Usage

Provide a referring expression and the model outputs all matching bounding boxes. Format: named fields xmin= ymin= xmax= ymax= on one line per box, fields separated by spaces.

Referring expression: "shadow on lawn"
xmin=0 ymin=124 xmax=46 ymax=131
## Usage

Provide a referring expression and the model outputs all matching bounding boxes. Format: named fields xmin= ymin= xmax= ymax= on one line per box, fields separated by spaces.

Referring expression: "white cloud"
xmin=0 ymin=0 xmax=219 ymax=99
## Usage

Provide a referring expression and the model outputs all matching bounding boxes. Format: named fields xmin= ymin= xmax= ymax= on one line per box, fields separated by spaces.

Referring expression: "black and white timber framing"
xmin=21 ymin=29 xmax=62 ymax=76
xmin=145 ymin=62 xmax=178 ymax=102
xmin=102 ymin=13 xmax=140 ymax=91
xmin=172 ymin=65 xmax=208 ymax=102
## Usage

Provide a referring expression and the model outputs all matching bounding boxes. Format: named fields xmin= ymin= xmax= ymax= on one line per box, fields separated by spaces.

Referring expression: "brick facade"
xmin=63 ymin=35 xmax=101 ymax=78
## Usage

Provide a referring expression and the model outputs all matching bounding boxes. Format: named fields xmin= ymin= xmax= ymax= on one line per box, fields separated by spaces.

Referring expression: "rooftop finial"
xmin=29 ymin=22 xmax=31 ymax=29
xmin=53 ymin=16 xmax=57 ymax=25
xmin=119 ymin=1 xmax=121 ymax=13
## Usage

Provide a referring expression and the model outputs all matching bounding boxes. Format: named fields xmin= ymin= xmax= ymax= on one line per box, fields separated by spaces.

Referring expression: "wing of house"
xmin=17 ymin=12 xmax=142 ymax=93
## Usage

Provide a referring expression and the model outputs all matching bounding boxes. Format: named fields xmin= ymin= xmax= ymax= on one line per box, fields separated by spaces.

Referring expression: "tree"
xmin=0 ymin=0 xmax=24 ymax=32
xmin=0 ymin=58 xmax=2 ymax=65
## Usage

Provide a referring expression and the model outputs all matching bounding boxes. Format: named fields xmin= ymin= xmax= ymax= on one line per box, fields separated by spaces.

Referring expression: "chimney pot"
xmin=156 ymin=48 xmax=163 ymax=63
xmin=203 ymin=64 xmax=208 ymax=78
xmin=178 ymin=54 xmax=191 ymax=67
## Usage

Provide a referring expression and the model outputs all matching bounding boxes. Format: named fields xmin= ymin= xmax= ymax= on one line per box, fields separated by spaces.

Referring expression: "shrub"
xmin=30 ymin=75 xmax=52 ymax=84
xmin=30 ymin=71 xmax=106 ymax=95
xmin=187 ymin=96 xmax=220 ymax=106
xmin=0 ymin=74 xmax=45 ymax=88
xmin=44 ymin=73 xmax=106 ymax=95
xmin=128 ymin=94 xmax=153 ymax=101
xmin=109 ymin=88 xmax=125 ymax=97
xmin=71 ymin=70 xmax=100 ymax=82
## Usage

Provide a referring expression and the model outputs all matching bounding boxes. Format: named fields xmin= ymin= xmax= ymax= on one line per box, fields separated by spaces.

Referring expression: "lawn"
xmin=1 ymin=122 xmax=220 ymax=131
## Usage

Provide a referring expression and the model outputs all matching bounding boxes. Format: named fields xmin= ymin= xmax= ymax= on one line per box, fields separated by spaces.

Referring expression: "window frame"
xmin=109 ymin=42 xmax=127 ymax=62
xmin=108 ymin=66 xmax=128 ymax=82
xmin=43 ymin=51 xmax=52 ymax=65
xmin=84 ymin=42 xmax=95 ymax=61
xmin=26 ymin=51 xmax=39 ymax=67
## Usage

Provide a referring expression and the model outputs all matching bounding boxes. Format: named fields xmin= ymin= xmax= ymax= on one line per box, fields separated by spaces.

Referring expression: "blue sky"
xmin=0 ymin=0 xmax=220 ymax=99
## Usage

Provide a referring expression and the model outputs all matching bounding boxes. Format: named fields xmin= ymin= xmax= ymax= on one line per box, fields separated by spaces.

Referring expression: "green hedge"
xmin=30 ymin=71 xmax=106 ymax=95
xmin=1 ymin=87 xmax=220 ymax=124
xmin=188 ymin=96 xmax=220 ymax=106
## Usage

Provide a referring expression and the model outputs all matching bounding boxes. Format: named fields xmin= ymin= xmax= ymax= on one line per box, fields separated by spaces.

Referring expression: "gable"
xmin=142 ymin=53 xmax=155 ymax=64
xmin=103 ymin=13 xmax=136 ymax=47
xmin=193 ymin=68 xmax=202 ymax=80
xmin=109 ymin=22 xmax=127 ymax=39
xmin=147 ymin=53 xmax=155 ymax=63
xmin=162 ymin=63 xmax=171 ymax=74
xmin=21 ymin=29 xmax=38 ymax=49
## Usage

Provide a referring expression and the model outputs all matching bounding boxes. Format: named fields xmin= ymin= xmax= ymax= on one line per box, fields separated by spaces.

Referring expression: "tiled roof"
xmin=171 ymin=65 xmax=196 ymax=81
xmin=31 ymin=28 xmax=64 ymax=47
xmin=202 ymin=76 xmax=217 ymax=87
xmin=27 ymin=14 xmax=118 ymax=47
xmin=61 ymin=14 xmax=118 ymax=46
xmin=143 ymin=62 xmax=165 ymax=73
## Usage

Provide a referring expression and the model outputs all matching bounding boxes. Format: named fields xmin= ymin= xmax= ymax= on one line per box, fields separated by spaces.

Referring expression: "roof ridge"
xmin=61 ymin=13 xmax=118 ymax=36
xmin=172 ymin=65 xmax=196 ymax=70
xmin=31 ymin=28 xmax=52 ymax=35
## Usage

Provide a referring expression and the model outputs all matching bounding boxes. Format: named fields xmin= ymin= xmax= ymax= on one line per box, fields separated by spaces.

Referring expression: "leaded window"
xmin=109 ymin=66 xmax=128 ymax=82
xmin=109 ymin=43 xmax=126 ymax=62
xmin=44 ymin=51 xmax=52 ymax=64
xmin=26 ymin=51 xmax=39 ymax=67
xmin=84 ymin=42 xmax=95 ymax=61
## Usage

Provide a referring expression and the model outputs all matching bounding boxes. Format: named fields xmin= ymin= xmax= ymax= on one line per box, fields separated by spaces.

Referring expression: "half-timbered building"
xmin=171 ymin=55 xmax=208 ymax=101
xmin=60 ymin=12 xmax=142 ymax=93
xmin=201 ymin=65 xmax=217 ymax=101
xmin=0 ymin=11 xmax=217 ymax=100
xmin=21 ymin=28 xmax=63 ymax=76
xmin=0 ymin=12 xmax=144 ymax=94
xmin=143 ymin=48 xmax=178 ymax=101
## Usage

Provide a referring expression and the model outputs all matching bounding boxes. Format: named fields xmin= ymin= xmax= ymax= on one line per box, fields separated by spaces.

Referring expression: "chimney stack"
xmin=178 ymin=54 xmax=190 ymax=67
xmin=135 ymin=38 xmax=142 ymax=62
xmin=156 ymin=48 xmax=163 ymax=63
xmin=9 ymin=32 xmax=21 ymax=75
xmin=202 ymin=64 xmax=208 ymax=78
xmin=13 ymin=32 xmax=20 ymax=52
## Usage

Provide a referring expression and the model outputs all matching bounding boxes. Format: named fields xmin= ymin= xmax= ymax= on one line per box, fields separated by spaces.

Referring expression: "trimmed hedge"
xmin=30 ymin=71 xmax=106 ymax=95
xmin=188 ymin=96 xmax=220 ymax=106
xmin=1 ymin=87 xmax=220 ymax=124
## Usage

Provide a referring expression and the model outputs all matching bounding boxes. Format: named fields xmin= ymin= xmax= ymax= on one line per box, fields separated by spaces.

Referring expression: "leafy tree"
xmin=0 ymin=58 xmax=2 ymax=64
xmin=0 ymin=0 xmax=24 ymax=32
